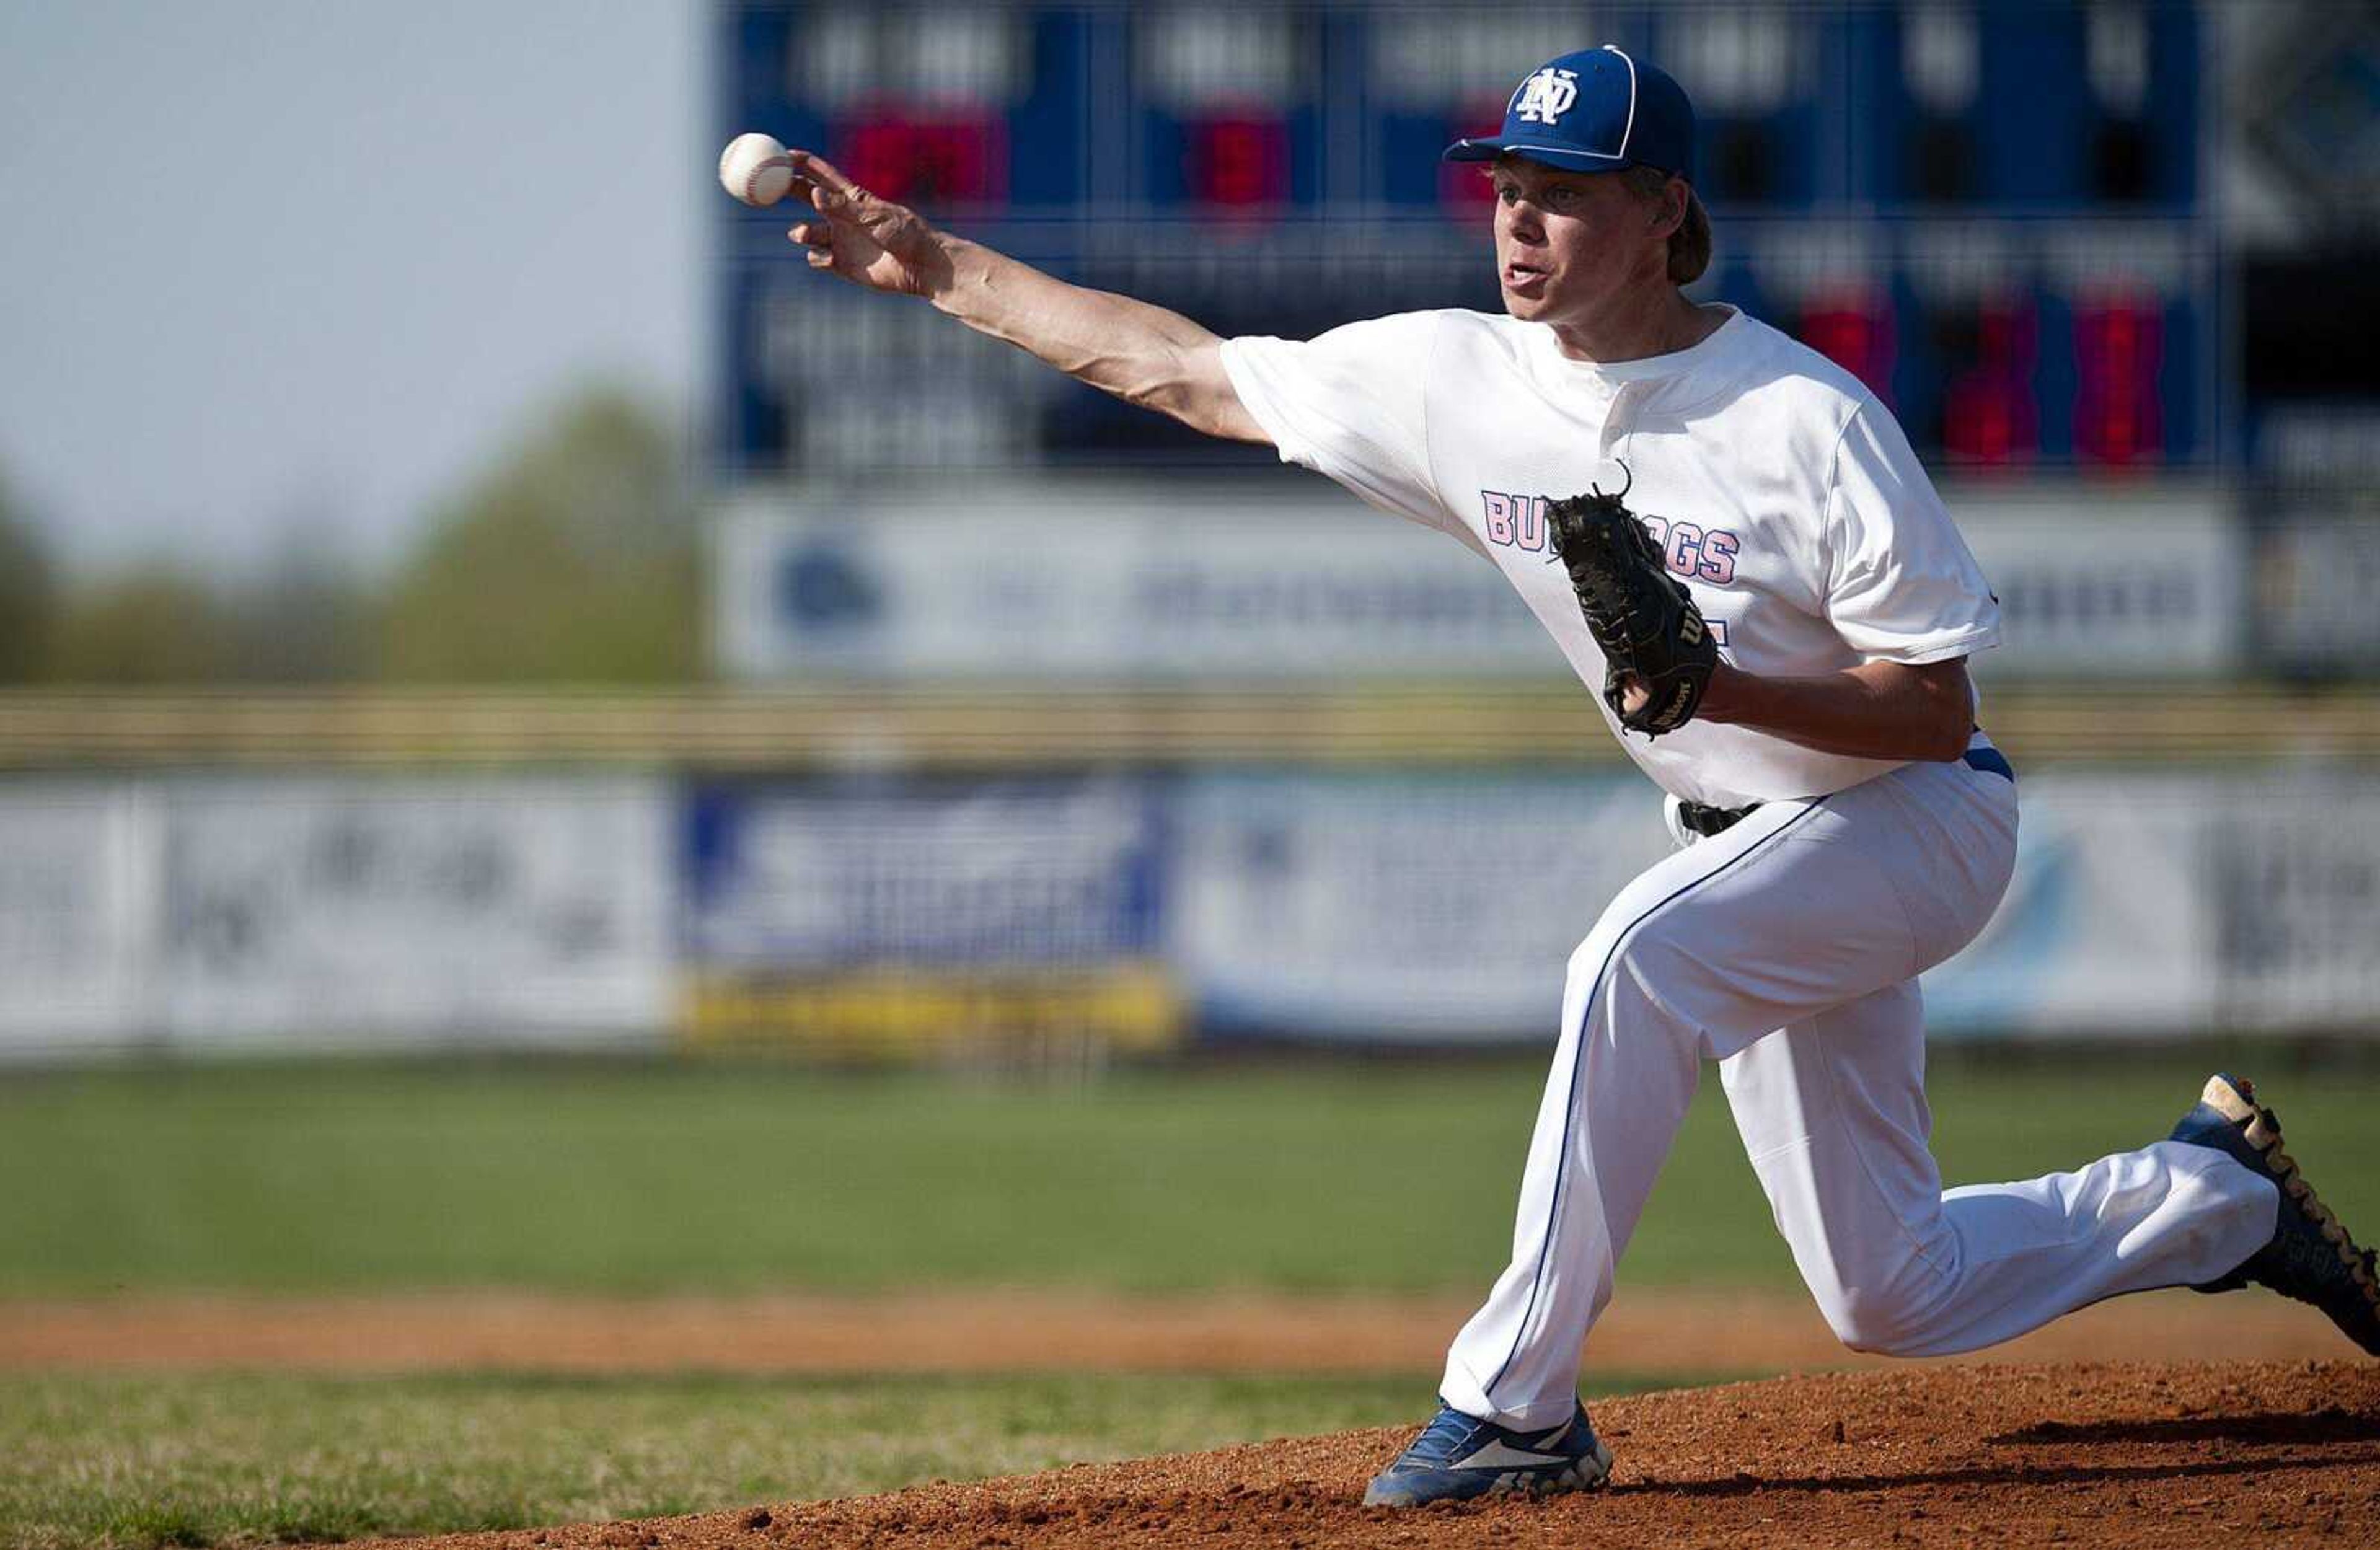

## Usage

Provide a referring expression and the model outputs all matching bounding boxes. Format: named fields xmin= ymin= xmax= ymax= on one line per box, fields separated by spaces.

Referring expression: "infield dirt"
xmin=359 ymin=1361 xmax=2380 ymax=1549
xmin=0 ymin=1286 xmax=2351 ymax=1374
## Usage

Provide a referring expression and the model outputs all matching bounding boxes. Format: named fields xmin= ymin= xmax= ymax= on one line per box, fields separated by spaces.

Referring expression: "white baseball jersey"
xmin=1220 ymin=305 xmax=2003 ymax=809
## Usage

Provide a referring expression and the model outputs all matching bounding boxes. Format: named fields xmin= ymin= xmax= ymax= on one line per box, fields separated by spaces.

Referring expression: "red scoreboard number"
xmin=1185 ymin=115 xmax=1289 ymax=208
xmin=1937 ymin=298 xmax=2039 ymax=468
xmin=2072 ymin=294 xmax=2164 ymax=469
xmin=1797 ymin=284 xmax=1896 ymax=403
xmin=1439 ymin=98 xmax=1508 ymax=216
xmin=835 ymin=112 xmax=1006 ymax=205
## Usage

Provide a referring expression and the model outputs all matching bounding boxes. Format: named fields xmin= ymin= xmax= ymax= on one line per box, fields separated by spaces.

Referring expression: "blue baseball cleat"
xmin=1362 ymin=1399 xmax=1613 ymax=1508
xmin=2171 ymin=1073 xmax=2380 ymax=1356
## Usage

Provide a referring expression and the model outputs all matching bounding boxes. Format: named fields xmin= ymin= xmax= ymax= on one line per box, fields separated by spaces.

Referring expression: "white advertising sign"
xmin=714 ymin=478 xmax=1557 ymax=680
xmin=1951 ymin=483 xmax=2244 ymax=678
xmin=1168 ymin=773 xmax=1673 ymax=1039
xmin=1924 ymin=772 xmax=2216 ymax=1035
xmin=1163 ymin=768 xmax=2337 ymax=1044
xmin=159 ymin=778 xmax=672 ymax=1049
xmin=0 ymin=783 xmax=151 ymax=1054
xmin=717 ymin=477 xmax=2244 ymax=682
xmin=2210 ymin=775 xmax=2380 ymax=1032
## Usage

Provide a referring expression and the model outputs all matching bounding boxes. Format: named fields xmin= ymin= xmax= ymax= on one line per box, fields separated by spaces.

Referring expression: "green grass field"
xmin=6 ymin=1369 xmax=1693 ymax=1550
xmin=3 ymin=1050 xmax=2376 ymax=1296
xmin=3 ymin=1050 xmax=2377 ymax=1548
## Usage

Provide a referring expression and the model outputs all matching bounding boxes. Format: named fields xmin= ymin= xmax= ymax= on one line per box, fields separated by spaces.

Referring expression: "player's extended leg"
xmin=1719 ymin=983 xmax=2280 ymax=1357
xmin=1434 ymin=757 xmax=2017 ymax=1435
xmin=1369 ymin=793 xmax=1866 ymax=1507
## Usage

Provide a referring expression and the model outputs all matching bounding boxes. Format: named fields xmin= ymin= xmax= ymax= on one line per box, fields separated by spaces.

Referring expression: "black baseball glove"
xmin=1545 ymin=475 xmax=1719 ymax=738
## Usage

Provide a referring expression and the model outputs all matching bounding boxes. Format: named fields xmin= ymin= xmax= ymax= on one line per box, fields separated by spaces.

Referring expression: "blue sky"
xmin=0 ymin=1 xmax=701 ymax=577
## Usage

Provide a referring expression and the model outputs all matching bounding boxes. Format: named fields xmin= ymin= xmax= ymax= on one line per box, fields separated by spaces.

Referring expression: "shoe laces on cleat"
xmin=2232 ymin=1085 xmax=2380 ymax=1309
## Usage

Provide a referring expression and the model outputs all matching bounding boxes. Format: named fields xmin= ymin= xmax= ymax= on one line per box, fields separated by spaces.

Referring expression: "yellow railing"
xmin=0 ymin=685 xmax=2366 ymax=768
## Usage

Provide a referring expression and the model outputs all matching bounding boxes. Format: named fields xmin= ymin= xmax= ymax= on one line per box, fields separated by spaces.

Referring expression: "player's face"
xmin=1489 ymin=159 xmax=1662 ymax=324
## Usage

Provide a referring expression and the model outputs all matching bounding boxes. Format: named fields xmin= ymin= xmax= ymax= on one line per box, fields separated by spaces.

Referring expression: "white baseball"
xmin=719 ymin=131 xmax=797 ymax=208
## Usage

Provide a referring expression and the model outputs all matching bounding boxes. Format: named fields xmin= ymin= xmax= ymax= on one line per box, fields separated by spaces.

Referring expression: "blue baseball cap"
xmin=1443 ymin=45 xmax=1696 ymax=183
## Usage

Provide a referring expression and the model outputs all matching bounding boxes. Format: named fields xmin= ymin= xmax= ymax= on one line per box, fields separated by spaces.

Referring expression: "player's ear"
xmin=1647 ymin=176 xmax=1688 ymax=239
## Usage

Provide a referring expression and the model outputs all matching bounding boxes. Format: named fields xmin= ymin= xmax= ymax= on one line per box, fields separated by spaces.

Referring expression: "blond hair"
xmin=1620 ymin=165 xmax=1712 ymax=286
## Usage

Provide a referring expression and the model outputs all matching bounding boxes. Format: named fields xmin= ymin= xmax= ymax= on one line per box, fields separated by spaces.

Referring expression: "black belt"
xmin=1675 ymin=798 xmax=1761 ymax=837
xmin=1677 ymin=747 xmax=2016 ymax=839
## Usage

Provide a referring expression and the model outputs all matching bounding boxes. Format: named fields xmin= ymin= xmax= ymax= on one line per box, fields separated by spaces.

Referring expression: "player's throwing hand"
xmin=783 ymin=152 xmax=947 ymax=297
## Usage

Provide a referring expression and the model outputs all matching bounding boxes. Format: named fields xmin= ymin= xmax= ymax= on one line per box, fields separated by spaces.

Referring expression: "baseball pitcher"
xmin=775 ymin=44 xmax=2379 ymax=1509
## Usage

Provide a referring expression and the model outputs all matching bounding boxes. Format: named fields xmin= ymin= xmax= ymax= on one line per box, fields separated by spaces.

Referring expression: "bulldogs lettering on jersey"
xmin=1479 ymin=491 xmax=1740 ymax=586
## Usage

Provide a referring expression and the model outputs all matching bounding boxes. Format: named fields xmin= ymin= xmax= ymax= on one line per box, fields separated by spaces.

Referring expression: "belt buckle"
xmin=1680 ymin=799 xmax=1756 ymax=837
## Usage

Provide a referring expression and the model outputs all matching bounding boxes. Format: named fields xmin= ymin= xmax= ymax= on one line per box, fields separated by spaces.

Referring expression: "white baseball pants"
xmin=1441 ymin=752 xmax=2280 ymax=1432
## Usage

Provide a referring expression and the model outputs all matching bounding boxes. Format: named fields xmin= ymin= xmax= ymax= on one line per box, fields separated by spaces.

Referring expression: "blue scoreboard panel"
xmin=716 ymin=2 xmax=2218 ymax=477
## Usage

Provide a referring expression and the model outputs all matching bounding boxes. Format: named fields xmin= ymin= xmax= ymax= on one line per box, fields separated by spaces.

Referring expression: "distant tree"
xmin=227 ymin=533 xmax=371 ymax=682
xmin=0 ymin=467 xmax=59 ymax=681
xmin=50 ymin=568 xmax=238 ymax=684
xmin=377 ymin=387 xmax=700 ymax=682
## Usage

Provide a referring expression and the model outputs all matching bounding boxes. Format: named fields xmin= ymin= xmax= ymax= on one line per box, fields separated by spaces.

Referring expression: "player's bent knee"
xmin=1831 ymin=1321 xmax=1916 ymax=1357
xmin=1817 ymin=1286 xmax=1933 ymax=1357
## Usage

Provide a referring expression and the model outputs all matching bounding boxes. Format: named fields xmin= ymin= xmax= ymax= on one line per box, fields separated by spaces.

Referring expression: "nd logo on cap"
xmin=1445 ymin=45 xmax=1699 ymax=183
xmin=1513 ymin=66 xmax=1580 ymax=126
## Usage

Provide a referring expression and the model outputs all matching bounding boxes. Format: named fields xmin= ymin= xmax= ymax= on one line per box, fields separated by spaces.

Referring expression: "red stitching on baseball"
xmin=743 ymin=156 xmax=793 ymax=206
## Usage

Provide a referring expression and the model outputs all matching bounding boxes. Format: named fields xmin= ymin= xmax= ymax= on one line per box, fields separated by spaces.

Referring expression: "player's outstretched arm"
xmin=783 ymin=151 xmax=1267 ymax=445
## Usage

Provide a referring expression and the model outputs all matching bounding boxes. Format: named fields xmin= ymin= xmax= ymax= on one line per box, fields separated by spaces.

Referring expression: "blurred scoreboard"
xmin=715 ymin=1 xmax=2219 ymax=477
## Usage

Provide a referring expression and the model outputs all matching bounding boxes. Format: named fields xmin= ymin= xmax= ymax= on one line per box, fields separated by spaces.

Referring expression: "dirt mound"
xmin=376 ymin=1361 xmax=2380 ymax=1549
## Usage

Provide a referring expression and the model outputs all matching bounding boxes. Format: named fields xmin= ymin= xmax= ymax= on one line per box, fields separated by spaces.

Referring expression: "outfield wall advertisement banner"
xmin=159 ymin=778 xmax=674 ymax=1050
xmin=1161 ymin=769 xmax=2366 ymax=1042
xmin=0 ymin=785 xmax=152 ymax=1054
xmin=2211 ymin=777 xmax=2380 ymax=1031
xmin=685 ymin=778 xmax=1162 ymax=967
xmin=1954 ymin=485 xmax=2241 ymax=679
xmin=1166 ymin=774 xmax=1672 ymax=1040
xmin=714 ymin=482 xmax=1549 ymax=681
xmin=8 ymin=766 xmax=2377 ymax=1057
xmin=1923 ymin=773 xmax=2215 ymax=1036
xmin=681 ymin=778 xmax=1179 ymax=1053
xmin=715 ymin=480 xmax=2245 ymax=682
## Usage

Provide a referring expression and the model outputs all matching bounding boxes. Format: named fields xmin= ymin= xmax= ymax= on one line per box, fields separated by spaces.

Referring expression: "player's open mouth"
xmin=1504 ymin=262 xmax=1549 ymax=289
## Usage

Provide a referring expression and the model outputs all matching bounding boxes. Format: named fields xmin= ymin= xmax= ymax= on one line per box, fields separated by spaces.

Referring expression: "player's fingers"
xmin=796 ymin=157 xmax=902 ymax=231
xmin=805 ymin=248 xmax=835 ymax=270
xmin=787 ymin=222 xmax=831 ymax=248
xmin=804 ymin=179 xmax=870 ymax=224
xmin=789 ymin=150 xmax=859 ymax=197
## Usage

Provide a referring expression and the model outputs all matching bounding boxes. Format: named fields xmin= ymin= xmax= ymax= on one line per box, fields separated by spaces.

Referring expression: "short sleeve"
xmin=1220 ymin=312 xmax=1477 ymax=549
xmin=1823 ymin=399 xmax=2003 ymax=664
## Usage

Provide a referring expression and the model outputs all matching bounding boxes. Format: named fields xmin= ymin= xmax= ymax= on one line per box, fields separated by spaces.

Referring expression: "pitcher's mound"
xmin=388 ymin=1360 xmax=2380 ymax=1548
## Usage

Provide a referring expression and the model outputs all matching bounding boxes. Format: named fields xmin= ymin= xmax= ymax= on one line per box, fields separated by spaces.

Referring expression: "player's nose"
xmin=1504 ymin=206 xmax=1546 ymax=244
